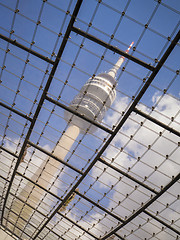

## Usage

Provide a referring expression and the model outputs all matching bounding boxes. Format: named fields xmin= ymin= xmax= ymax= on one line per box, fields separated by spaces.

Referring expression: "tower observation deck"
xmin=65 ymin=42 xmax=134 ymax=132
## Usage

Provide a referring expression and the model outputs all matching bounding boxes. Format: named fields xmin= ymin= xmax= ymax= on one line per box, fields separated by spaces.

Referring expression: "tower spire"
xmin=108 ymin=41 xmax=134 ymax=78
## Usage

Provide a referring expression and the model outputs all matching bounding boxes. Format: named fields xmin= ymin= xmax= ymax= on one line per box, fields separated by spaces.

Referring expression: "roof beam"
xmin=1 ymin=223 xmax=24 ymax=240
xmin=6 ymin=192 xmax=95 ymax=239
xmin=16 ymin=171 xmax=63 ymax=201
xmin=58 ymin=211 xmax=98 ymax=239
xmin=0 ymin=175 xmax=10 ymax=182
xmin=100 ymin=173 xmax=180 ymax=239
xmin=28 ymin=141 xmax=83 ymax=175
xmin=144 ymin=210 xmax=180 ymax=236
xmin=4 ymin=205 xmax=66 ymax=240
xmin=75 ymin=190 xmax=124 ymax=223
xmin=71 ymin=26 xmax=155 ymax=71
xmin=0 ymin=101 xmax=33 ymax=122
xmin=3 ymin=218 xmax=31 ymax=239
xmin=0 ymin=0 xmax=83 ymax=226
xmin=32 ymin=22 xmax=180 ymax=240
xmin=14 ymin=171 xmax=125 ymax=224
xmin=98 ymin=29 xmax=180 ymax=240
xmin=134 ymin=108 xmax=180 ymax=137
xmin=0 ymin=33 xmax=54 ymax=65
xmin=0 ymin=145 xmax=18 ymax=158
xmin=98 ymin=158 xmax=158 ymax=194
xmin=46 ymin=95 xmax=113 ymax=134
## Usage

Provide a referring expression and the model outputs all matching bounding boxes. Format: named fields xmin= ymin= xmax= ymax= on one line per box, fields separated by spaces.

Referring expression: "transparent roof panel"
xmin=0 ymin=0 xmax=179 ymax=240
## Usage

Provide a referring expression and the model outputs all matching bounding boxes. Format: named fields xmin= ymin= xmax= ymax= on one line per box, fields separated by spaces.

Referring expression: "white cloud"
xmin=90 ymin=92 xmax=180 ymax=239
xmin=1 ymin=92 xmax=179 ymax=239
xmin=0 ymin=138 xmax=64 ymax=235
xmin=94 ymin=92 xmax=180 ymax=182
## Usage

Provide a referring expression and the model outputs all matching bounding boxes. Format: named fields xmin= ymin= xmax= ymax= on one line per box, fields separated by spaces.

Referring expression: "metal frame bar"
xmin=42 ymin=227 xmax=66 ymax=240
xmin=0 ymin=145 xmax=18 ymax=158
xmin=98 ymin=158 xmax=158 ymax=194
xmin=0 ymin=0 xmax=83 ymax=226
xmin=28 ymin=140 xmax=83 ymax=175
xmin=134 ymin=108 xmax=180 ymax=137
xmin=0 ymin=34 xmax=55 ymax=65
xmin=0 ymin=101 xmax=33 ymax=122
xmin=1 ymin=223 xmax=23 ymax=240
xmin=58 ymin=211 xmax=98 ymax=239
xmin=7 ymin=191 xmax=95 ymax=240
xmin=9 ymin=191 xmax=48 ymax=219
xmin=101 ymin=173 xmax=180 ymax=239
xmin=144 ymin=210 xmax=180 ymax=236
xmin=0 ymin=175 xmax=10 ymax=182
xmin=4 ymin=205 xmax=66 ymax=240
xmin=12 ymin=165 xmax=174 ymax=239
xmin=74 ymin=190 xmax=124 ymax=223
xmin=5 ymin=192 xmax=49 ymax=238
xmin=4 ymin=207 xmax=39 ymax=238
xmin=1 ymin=140 xmax=166 ymax=232
xmin=16 ymin=171 xmax=63 ymax=201
xmin=3 ymin=217 xmax=32 ymax=239
xmin=32 ymin=29 xmax=180 ymax=240
xmin=46 ymin=96 xmax=113 ymax=134
xmin=4 ymin=204 xmax=123 ymax=240
xmin=114 ymin=233 xmax=125 ymax=240
xmin=71 ymin=26 xmax=155 ymax=71
xmin=0 ymin=143 xmax=158 ymax=228
xmin=16 ymin=170 xmax=124 ymax=224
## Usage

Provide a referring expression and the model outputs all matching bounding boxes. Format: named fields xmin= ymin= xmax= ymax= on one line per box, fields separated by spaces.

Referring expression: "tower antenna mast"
xmin=108 ymin=41 xmax=134 ymax=78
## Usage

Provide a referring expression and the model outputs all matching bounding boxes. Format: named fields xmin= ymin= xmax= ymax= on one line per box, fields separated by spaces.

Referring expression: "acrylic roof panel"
xmin=0 ymin=0 xmax=180 ymax=240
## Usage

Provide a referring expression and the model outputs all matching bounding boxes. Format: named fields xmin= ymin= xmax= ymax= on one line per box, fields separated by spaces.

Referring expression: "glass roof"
xmin=0 ymin=0 xmax=179 ymax=239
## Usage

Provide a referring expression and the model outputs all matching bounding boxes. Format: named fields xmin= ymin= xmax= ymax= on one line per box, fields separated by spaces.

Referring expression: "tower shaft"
xmin=9 ymin=42 xmax=134 ymax=236
xmin=10 ymin=125 xmax=80 ymax=235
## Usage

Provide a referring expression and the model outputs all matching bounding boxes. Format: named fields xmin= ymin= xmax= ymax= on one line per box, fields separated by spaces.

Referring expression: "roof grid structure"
xmin=0 ymin=0 xmax=180 ymax=240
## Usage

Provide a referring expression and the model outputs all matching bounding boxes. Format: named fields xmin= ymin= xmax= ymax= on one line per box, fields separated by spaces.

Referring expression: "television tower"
xmin=64 ymin=41 xmax=134 ymax=132
xmin=11 ymin=42 xmax=134 ymax=235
